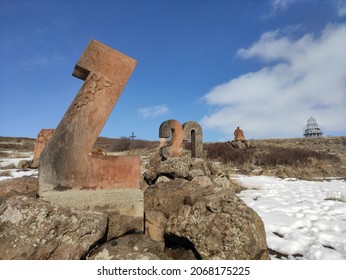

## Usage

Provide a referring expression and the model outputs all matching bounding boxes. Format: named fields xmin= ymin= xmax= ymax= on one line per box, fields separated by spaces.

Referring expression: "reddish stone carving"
xmin=39 ymin=40 xmax=140 ymax=193
xmin=159 ymin=119 xmax=183 ymax=160
xmin=183 ymin=121 xmax=203 ymax=158
xmin=234 ymin=126 xmax=245 ymax=141
xmin=33 ymin=129 xmax=55 ymax=163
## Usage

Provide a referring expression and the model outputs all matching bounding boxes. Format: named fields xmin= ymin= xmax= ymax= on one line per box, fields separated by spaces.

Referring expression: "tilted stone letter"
xmin=183 ymin=121 xmax=203 ymax=158
xmin=33 ymin=129 xmax=55 ymax=166
xmin=159 ymin=119 xmax=183 ymax=160
xmin=39 ymin=40 xmax=142 ymax=218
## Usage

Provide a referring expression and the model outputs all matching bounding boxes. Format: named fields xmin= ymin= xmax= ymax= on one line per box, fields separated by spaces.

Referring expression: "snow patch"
xmin=235 ymin=175 xmax=346 ymax=260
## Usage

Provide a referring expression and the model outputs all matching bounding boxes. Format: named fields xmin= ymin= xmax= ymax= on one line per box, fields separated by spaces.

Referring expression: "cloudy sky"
xmin=0 ymin=0 xmax=345 ymax=141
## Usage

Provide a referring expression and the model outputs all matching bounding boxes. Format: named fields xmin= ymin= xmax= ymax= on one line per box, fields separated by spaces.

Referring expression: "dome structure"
xmin=304 ymin=117 xmax=323 ymax=137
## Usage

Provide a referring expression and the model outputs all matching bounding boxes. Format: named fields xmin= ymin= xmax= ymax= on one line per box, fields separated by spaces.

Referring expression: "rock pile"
xmin=143 ymin=156 xmax=269 ymax=260
xmin=0 ymin=155 xmax=269 ymax=260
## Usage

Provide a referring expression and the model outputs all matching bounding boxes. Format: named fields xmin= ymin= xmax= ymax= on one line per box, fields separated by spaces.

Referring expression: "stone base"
xmin=39 ymin=188 xmax=144 ymax=218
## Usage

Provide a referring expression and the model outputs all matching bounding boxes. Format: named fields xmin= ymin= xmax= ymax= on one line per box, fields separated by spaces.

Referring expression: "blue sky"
xmin=0 ymin=0 xmax=345 ymax=141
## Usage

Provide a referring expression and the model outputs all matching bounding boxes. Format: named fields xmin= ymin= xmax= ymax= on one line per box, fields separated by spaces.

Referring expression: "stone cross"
xmin=38 ymin=40 xmax=142 ymax=218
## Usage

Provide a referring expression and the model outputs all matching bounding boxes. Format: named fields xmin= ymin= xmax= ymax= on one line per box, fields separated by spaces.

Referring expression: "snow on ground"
xmin=0 ymin=152 xmax=38 ymax=181
xmin=235 ymin=175 xmax=346 ymax=260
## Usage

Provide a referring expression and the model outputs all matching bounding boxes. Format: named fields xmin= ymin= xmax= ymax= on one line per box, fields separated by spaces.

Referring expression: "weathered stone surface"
xmin=156 ymin=175 xmax=171 ymax=183
xmin=159 ymin=119 xmax=183 ymax=160
xmin=87 ymin=234 xmax=165 ymax=260
xmin=231 ymin=140 xmax=247 ymax=150
xmin=157 ymin=157 xmax=189 ymax=179
xmin=145 ymin=210 xmax=167 ymax=242
xmin=0 ymin=177 xmax=38 ymax=200
xmin=190 ymin=176 xmax=213 ymax=188
xmin=183 ymin=121 xmax=203 ymax=158
xmin=212 ymin=175 xmax=231 ymax=189
xmin=107 ymin=212 xmax=143 ymax=240
xmin=0 ymin=196 xmax=107 ymax=260
xmin=39 ymin=40 xmax=139 ymax=191
xmin=39 ymin=188 xmax=144 ymax=218
xmin=165 ymin=191 xmax=269 ymax=260
xmin=144 ymin=155 xmax=269 ymax=260
xmin=209 ymin=161 xmax=225 ymax=176
xmin=17 ymin=160 xmax=31 ymax=170
xmin=33 ymin=129 xmax=54 ymax=166
xmin=38 ymin=40 xmax=142 ymax=218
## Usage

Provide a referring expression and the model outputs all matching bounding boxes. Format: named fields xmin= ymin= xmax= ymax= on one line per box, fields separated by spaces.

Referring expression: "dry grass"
xmin=203 ymin=142 xmax=344 ymax=180
xmin=204 ymin=142 xmax=253 ymax=165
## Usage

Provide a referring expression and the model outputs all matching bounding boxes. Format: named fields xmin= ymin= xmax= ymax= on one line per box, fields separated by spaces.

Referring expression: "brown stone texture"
xmin=0 ymin=195 xmax=107 ymax=260
xmin=33 ymin=129 xmax=54 ymax=164
xmin=145 ymin=210 xmax=167 ymax=242
xmin=0 ymin=177 xmax=38 ymax=200
xmin=183 ymin=121 xmax=203 ymax=158
xmin=39 ymin=40 xmax=139 ymax=192
xmin=159 ymin=119 xmax=183 ymax=159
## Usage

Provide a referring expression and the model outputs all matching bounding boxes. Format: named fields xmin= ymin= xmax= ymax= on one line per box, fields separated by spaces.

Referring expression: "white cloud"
xmin=335 ymin=0 xmax=346 ymax=16
xmin=138 ymin=104 xmax=169 ymax=118
xmin=271 ymin=0 xmax=299 ymax=11
xmin=202 ymin=24 xmax=346 ymax=139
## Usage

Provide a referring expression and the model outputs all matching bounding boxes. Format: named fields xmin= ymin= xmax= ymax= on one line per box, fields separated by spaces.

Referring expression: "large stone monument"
xmin=39 ymin=40 xmax=142 ymax=219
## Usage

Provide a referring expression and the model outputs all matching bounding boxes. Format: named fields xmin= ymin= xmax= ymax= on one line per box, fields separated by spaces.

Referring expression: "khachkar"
xmin=39 ymin=40 xmax=142 ymax=219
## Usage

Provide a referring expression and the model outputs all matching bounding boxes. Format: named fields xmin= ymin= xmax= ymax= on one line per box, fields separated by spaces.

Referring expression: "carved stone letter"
xmin=183 ymin=121 xmax=203 ymax=158
xmin=159 ymin=119 xmax=183 ymax=160
xmin=38 ymin=40 xmax=142 ymax=218
xmin=33 ymin=129 xmax=55 ymax=166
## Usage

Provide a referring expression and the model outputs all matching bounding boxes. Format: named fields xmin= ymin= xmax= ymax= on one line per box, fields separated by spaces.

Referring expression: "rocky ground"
xmin=0 ymin=136 xmax=345 ymax=260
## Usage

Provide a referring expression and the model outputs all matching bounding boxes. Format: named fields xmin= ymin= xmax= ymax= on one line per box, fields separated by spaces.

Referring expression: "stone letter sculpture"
xmin=159 ymin=119 xmax=183 ymax=160
xmin=39 ymin=40 xmax=142 ymax=218
xmin=183 ymin=121 xmax=203 ymax=158
xmin=33 ymin=129 xmax=55 ymax=166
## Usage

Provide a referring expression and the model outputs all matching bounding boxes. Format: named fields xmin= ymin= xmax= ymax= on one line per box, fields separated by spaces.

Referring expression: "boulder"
xmin=144 ymin=166 xmax=269 ymax=260
xmin=107 ymin=212 xmax=143 ymax=240
xmin=145 ymin=178 xmax=192 ymax=217
xmin=0 ymin=195 xmax=107 ymax=260
xmin=87 ymin=233 xmax=165 ymax=260
xmin=156 ymin=175 xmax=171 ymax=183
xmin=165 ymin=190 xmax=269 ymax=260
xmin=157 ymin=157 xmax=189 ymax=179
xmin=0 ymin=177 xmax=38 ymax=200
xmin=209 ymin=161 xmax=225 ymax=176
xmin=145 ymin=210 xmax=167 ymax=242
xmin=17 ymin=160 xmax=31 ymax=170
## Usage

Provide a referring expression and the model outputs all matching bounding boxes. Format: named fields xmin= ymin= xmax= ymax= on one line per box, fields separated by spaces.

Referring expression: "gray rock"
xmin=107 ymin=211 xmax=143 ymax=240
xmin=165 ymin=191 xmax=269 ymax=260
xmin=145 ymin=210 xmax=167 ymax=242
xmin=156 ymin=175 xmax=171 ymax=183
xmin=0 ymin=196 xmax=107 ymax=260
xmin=157 ymin=158 xmax=189 ymax=179
xmin=17 ymin=160 xmax=31 ymax=170
xmin=87 ymin=233 xmax=165 ymax=260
